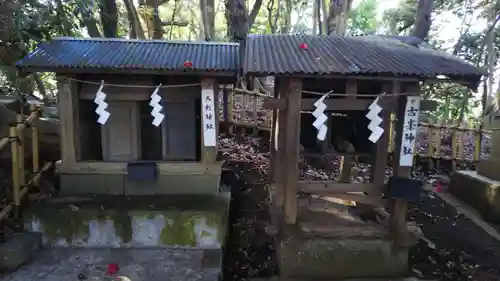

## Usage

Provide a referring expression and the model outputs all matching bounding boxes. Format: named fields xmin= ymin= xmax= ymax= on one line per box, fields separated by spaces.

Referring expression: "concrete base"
xmin=0 ymin=232 xmax=41 ymax=272
xmin=59 ymin=173 xmax=221 ymax=195
xmin=449 ymin=170 xmax=500 ymax=224
xmin=476 ymin=160 xmax=500 ymax=181
xmin=23 ymin=193 xmax=230 ymax=250
xmin=276 ymin=197 xmax=408 ymax=279
xmin=0 ymin=248 xmax=220 ymax=281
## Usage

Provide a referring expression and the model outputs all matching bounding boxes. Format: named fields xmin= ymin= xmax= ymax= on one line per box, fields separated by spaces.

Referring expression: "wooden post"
xmin=201 ymin=78 xmax=218 ymax=165
xmin=9 ymin=126 xmax=20 ymax=208
xmin=16 ymin=114 xmax=25 ymax=188
xmin=30 ymin=105 xmax=40 ymax=187
xmin=282 ymin=78 xmax=302 ymax=225
xmin=270 ymin=80 xmax=281 ymax=206
xmin=389 ymin=113 xmax=395 ymax=152
xmin=475 ymin=123 xmax=482 ymax=162
xmin=57 ymin=76 xmax=80 ymax=163
xmin=339 ymin=79 xmax=357 ymax=182
xmin=428 ymin=119 xmax=435 ymax=169
xmin=388 ymin=81 xmax=416 ymax=246
xmin=275 ymin=79 xmax=287 ymax=208
xmin=370 ymin=82 xmax=392 ymax=191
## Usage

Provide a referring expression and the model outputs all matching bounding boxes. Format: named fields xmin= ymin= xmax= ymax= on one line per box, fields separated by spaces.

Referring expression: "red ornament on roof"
xmin=184 ymin=61 xmax=193 ymax=68
xmin=106 ymin=263 xmax=119 ymax=275
xmin=299 ymin=43 xmax=308 ymax=50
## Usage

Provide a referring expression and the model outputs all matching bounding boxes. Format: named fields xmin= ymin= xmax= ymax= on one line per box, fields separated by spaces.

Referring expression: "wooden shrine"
xmin=244 ymin=34 xmax=484 ymax=279
xmin=16 ymin=38 xmax=238 ymax=195
xmin=12 ymin=34 xmax=485 ymax=280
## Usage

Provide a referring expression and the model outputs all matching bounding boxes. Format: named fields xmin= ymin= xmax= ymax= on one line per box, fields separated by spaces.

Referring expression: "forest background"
xmin=0 ymin=0 xmax=498 ymax=124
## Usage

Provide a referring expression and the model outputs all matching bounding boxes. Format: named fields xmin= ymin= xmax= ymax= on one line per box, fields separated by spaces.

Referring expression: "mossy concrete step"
xmin=0 ymin=248 xmax=220 ymax=281
xmin=0 ymin=232 xmax=41 ymax=273
xmin=275 ymin=197 xmax=409 ymax=279
xmin=23 ymin=193 xmax=230 ymax=249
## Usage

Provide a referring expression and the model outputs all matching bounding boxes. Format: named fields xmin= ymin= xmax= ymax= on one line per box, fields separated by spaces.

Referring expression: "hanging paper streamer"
xmin=312 ymin=94 xmax=329 ymax=141
xmin=94 ymin=80 xmax=110 ymax=125
xmin=366 ymin=97 xmax=384 ymax=143
xmin=202 ymin=88 xmax=217 ymax=147
xmin=149 ymin=84 xmax=165 ymax=127
xmin=399 ymin=96 xmax=421 ymax=167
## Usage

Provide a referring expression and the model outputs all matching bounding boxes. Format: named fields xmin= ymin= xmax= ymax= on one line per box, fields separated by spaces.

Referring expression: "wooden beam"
xmin=263 ymin=98 xmax=438 ymax=112
xmin=263 ymin=98 xmax=286 ymax=110
xmin=345 ymin=79 xmax=357 ymax=99
xmin=298 ymin=181 xmax=379 ymax=193
xmin=55 ymin=161 xmax=222 ymax=175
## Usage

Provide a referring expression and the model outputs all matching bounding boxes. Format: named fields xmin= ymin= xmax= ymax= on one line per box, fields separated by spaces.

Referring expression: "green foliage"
xmin=346 ymin=0 xmax=378 ymax=35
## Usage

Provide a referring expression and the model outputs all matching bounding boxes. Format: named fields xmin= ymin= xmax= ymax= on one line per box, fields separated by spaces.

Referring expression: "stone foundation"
xmin=0 ymin=232 xmax=41 ymax=272
xmin=59 ymin=173 xmax=221 ymax=195
xmin=449 ymin=170 xmax=500 ymax=224
xmin=23 ymin=193 xmax=230 ymax=249
xmin=275 ymin=197 xmax=408 ymax=279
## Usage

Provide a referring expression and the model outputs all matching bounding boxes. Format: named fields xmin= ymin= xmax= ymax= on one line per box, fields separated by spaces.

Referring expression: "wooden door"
xmin=162 ymin=101 xmax=197 ymax=160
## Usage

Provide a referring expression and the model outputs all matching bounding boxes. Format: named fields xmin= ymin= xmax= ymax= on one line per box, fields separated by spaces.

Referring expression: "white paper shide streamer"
xmin=312 ymin=94 xmax=329 ymax=141
xmin=202 ymin=88 xmax=217 ymax=147
xmin=94 ymin=81 xmax=110 ymax=125
xmin=399 ymin=96 xmax=421 ymax=167
xmin=149 ymin=85 xmax=165 ymax=127
xmin=366 ymin=97 xmax=384 ymax=143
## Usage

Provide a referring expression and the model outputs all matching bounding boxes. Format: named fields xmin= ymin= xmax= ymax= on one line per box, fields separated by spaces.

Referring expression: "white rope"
xmin=59 ymin=76 xmax=201 ymax=89
xmin=59 ymin=75 xmax=412 ymax=97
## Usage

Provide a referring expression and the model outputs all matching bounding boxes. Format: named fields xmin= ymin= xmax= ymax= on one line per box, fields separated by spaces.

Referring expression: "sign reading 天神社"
xmin=202 ymin=88 xmax=217 ymax=147
xmin=399 ymin=96 xmax=421 ymax=166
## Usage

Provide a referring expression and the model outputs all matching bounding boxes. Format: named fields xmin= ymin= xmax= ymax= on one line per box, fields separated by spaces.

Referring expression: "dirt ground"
xmin=219 ymin=133 xmax=500 ymax=281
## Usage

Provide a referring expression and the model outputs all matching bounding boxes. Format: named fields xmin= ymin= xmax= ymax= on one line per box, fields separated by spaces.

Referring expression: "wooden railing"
xmin=0 ymin=105 xmax=53 ymax=220
xmin=218 ymin=87 xmax=492 ymax=170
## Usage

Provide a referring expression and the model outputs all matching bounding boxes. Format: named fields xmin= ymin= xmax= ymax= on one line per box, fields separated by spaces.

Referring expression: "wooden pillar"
xmin=370 ymin=82 xmax=392 ymax=192
xmin=339 ymin=79 xmax=358 ymax=182
xmin=270 ymin=79 xmax=284 ymax=207
xmin=282 ymin=78 xmax=303 ymax=225
xmin=389 ymin=81 xmax=417 ymax=246
xmin=57 ymin=76 xmax=80 ymax=163
xmin=201 ymin=78 xmax=218 ymax=165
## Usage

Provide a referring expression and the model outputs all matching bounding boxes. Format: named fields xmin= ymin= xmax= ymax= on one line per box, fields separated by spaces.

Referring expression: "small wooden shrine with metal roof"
xmin=243 ymin=34 xmax=484 ymax=279
xmin=14 ymin=34 xmax=485 ymax=280
xmin=16 ymin=37 xmax=239 ymax=195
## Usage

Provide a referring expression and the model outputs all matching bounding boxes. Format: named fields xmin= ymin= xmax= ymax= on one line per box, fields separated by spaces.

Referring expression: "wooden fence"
xmin=0 ymin=104 xmax=52 ymax=221
xmin=218 ymin=87 xmax=492 ymax=171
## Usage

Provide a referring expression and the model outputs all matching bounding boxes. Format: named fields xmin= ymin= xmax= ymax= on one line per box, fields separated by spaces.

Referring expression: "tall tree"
xmin=411 ymin=0 xmax=433 ymax=40
xmin=225 ymin=0 xmax=263 ymax=41
xmin=327 ymin=0 xmax=354 ymax=35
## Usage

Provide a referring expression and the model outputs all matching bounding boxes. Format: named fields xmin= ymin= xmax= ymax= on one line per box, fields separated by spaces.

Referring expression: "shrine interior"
xmin=300 ymin=77 xmax=387 ymax=155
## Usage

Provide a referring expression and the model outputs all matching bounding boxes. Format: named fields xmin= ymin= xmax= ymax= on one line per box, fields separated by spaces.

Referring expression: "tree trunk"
xmin=411 ymin=0 xmax=433 ymax=40
xmin=100 ymin=0 xmax=119 ymax=37
xmin=200 ymin=0 xmax=215 ymax=40
xmin=267 ymin=0 xmax=280 ymax=34
xmin=326 ymin=0 xmax=353 ymax=35
xmin=280 ymin=0 xmax=292 ymax=33
xmin=321 ymin=0 xmax=328 ymax=34
xmin=225 ymin=0 xmax=262 ymax=41
xmin=123 ymin=0 xmax=145 ymax=39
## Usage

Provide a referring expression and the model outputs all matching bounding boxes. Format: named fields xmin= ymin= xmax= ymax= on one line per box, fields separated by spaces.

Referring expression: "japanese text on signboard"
xmin=202 ymin=88 xmax=217 ymax=147
xmin=399 ymin=96 xmax=420 ymax=167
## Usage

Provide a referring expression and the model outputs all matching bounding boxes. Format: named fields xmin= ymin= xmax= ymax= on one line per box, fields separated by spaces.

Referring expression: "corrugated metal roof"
xmin=243 ymin=34 xmax=485 ymax=81
xmin=16 ymin=37 xmax=239 ymax=74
